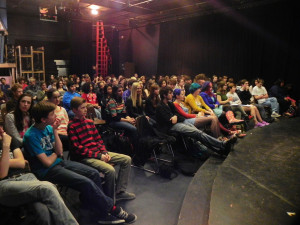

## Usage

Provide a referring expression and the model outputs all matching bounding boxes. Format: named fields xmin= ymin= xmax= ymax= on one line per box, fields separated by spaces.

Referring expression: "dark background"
xmin=2 ymin=0 xmax=299 ymax=97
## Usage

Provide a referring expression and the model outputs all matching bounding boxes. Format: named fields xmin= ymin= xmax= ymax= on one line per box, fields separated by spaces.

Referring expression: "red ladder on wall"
xmin=96 ymin=21 xmax=111 ymax=77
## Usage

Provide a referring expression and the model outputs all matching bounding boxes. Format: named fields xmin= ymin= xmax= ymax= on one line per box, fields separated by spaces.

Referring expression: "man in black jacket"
xmin=156 ymin=87 xmax=236 ymax=156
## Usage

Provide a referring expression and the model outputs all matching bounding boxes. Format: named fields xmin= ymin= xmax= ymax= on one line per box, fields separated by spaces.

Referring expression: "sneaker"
xmin=219 ymin=135 xmax=237 ymax=156
xmin=254 ymin=122 xmax=265 ymax=128
xmin=116 ymin=191 xmax=136 ymax=202
xmin=261 ymin=121 xmax=269 ymax=126
xmin=271 ymin=112 xmax=281 ymax=118
xmin=97 ymin=214 xmax=125 ymax=224
xmin=111 ymin=206 xmax=137 ymax=224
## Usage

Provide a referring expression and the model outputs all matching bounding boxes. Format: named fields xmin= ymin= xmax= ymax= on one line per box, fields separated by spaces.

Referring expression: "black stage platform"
xmin=178 ymin=117 xmax=300 ymax=225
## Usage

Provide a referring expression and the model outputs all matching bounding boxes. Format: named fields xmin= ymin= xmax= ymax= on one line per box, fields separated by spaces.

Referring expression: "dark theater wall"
xmin=119 ymin=23 xmax=160 ymax=77
xmin=157 ymin=0 xmax=299 ymax=97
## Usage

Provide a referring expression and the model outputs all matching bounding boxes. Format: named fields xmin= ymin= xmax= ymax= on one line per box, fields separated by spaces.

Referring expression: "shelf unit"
xmin=15 ymin=46 xmax=45 ymax=82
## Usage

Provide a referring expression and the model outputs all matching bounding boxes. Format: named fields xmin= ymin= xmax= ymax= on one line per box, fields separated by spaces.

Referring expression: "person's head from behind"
xmin=31 ymin=101 xmax=56 ymax=125
xmin=47 ymin=89 xmax=61 ymax=106
xmin=11 ymin=84 xmax=23 ymax=99
xmin=82 ymin=82 xmax=93 ymax=94
xmin=127 ymin=79 xmax=136 ymax=90
xmin=71 ymin=97 xmax=87 ymax=119
xmin=159 ymin=86 xmax=173 ymax=101
xmin=67 ymin=81 xmax=76 ymax=93
xmin=189 ymin=83 xmax=201 ymax=96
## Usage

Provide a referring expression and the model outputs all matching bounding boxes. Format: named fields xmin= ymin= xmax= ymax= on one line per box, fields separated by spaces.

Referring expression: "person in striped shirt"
xmin=68 ymin=97 xmax=136 ymax=203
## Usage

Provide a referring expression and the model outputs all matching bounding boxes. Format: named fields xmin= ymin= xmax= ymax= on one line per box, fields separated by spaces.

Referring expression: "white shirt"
xmin=226 ymin=92 xmax=242 ymax=105
xmin=252 ymin=86 xmax=267 ymax=104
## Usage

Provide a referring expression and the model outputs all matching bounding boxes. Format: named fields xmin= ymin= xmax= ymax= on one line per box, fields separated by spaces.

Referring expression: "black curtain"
xmin=157 ymin=0 xmax=299 ymax=94
xmin=70 ymin=21 xmax=94 ymax=76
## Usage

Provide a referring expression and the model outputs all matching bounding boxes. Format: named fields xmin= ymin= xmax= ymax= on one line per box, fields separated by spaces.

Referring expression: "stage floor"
xmin=179 ymin=117 xmax=300 ymax=225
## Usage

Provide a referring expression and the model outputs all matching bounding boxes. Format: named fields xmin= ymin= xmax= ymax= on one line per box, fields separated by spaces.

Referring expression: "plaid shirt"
xmin=68 ymin=117 xmax=107 ymax=161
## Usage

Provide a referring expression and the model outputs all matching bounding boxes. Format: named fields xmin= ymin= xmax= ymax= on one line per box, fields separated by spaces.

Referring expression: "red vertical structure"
xmin=96 ymin=21 xmax=111 ymax=77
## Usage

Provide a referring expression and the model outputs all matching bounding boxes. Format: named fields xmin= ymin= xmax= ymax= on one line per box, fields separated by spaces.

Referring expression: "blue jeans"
xmin=262 ymin=97 xmax=279 ymax=113
xmin=42 ymin=160 xmax=113 ymax=215
xmin=0 ymin=173 xmax=78 ymax=225
xmin=170 ymin=122 xmax=225 ymax=152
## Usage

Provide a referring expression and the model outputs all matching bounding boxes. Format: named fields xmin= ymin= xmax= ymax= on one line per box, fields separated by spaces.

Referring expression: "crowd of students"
xmin=0 ymin=73 xmax=298 ymax=225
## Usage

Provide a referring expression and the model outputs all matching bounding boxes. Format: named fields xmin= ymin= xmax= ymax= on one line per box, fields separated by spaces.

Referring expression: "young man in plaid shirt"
xmin=68 ymin=97 xmax=135 ymax=203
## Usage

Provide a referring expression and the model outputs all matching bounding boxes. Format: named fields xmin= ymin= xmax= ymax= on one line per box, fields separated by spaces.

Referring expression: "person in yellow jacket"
xmin=185 ymin=83 xmax=214 ymax=116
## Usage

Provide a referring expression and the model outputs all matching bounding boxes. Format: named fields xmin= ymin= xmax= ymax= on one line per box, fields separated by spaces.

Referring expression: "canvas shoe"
xmin=97 ymin=214 xmax=125 ymax=224
xmin=271 ymin=112 xmax=281 ymax=118
xmin=111 ymin=206 xmax=137 ymax=224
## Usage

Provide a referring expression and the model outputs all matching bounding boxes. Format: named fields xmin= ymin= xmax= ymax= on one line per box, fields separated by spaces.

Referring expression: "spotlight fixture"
xmin=91 ymin=9 xmax=99 ymax=15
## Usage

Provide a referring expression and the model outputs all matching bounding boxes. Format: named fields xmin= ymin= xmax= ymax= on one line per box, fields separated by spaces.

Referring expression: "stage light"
xmin=89 ymin=5 xmax=100 ymax=10
xmin=91 ymin=9 xmax=99 ymax=15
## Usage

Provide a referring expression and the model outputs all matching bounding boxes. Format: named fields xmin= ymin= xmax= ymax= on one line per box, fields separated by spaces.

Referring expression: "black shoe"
xmin=97 ymin=214 xmax=125 ymax=224
xmin=111 ymin=206 xmax=137 ymax=224
xmin=219 ymin=135 xmax=237 ymax=156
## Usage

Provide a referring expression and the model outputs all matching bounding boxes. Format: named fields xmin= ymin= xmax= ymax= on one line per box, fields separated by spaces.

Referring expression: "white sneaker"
xmin=271 ymin=112 xmax=281 ymax=118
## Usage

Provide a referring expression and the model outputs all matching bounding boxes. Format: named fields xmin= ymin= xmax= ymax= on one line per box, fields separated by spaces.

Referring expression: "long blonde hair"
xmin=131 ymin=82 xmax=142 ymax=107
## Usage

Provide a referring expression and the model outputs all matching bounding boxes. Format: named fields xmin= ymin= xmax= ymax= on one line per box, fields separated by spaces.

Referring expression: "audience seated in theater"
xmin=4 ymin=94 xmax=33 ymax=147
xmin=155 ymin=86 xmax=237 ymax=157
xmin=62 ymin=81 xmax=81 ymax=117
xmin=144 ymin=78 xmax=154 ymax=97
xmin=217 ymin=81 xmax=247 ymax=121
xmin=184 ymin=83 xmax=214 ymax=116
xmin=125 ymin=82 xmax=145 ymax=119
xmin=68 ymin=97 xmax=135 ymax=203
xmin=47 ymin=89 xmax=70 ymax=153
xmin=56 ymin=79 xmax=67 ymax=97
xmin=227 ymin=83 xmax=269 ymax=128
xmin=252 ymin=78 xmax=281 ymax=118
xmin=212 ymin=75 xmax=218 ymax=93
xmin=37 ymin=82 xmax=48 ymax=102
xmin=0 ymin=78 xmax=10 ymax=97
xmin=23 ymin=101 xmax=136 ymax=224
xmin=199 ymin=82 xmax=245 ymax=137
xmin=122 ymin=79 xmax=135 ymax=103
xmin=24 ymin=78 xmax=40 ymax=101
xmin=184 ymin=75 xmax=192 ymax=96
xmin=269 ymin=78 xmax=296 ymax=115
xmin=6 ymin=84 xmax=23 ymax=113
xmin=18 ymin=77 xmax=28 ymax=90
xmin=81 ymin=82 xmax=102 ymax=120
xmin=105 ymin=85 xmax=140 ymax=158
xmin=193 ymin=73 xmax=207 ymax=88
xmin=75 ymin=76 xmax=81 ymax=93
xmin=48 ymin=79 xmax=57 ymax=90
xmin=173 ymin=89 xmax=221 ymax=138
xmin=0 ymin=88 xmax=7 ymax=106
xmin=145 ymin=83 xmax=160 ymax=121
xmin=0 ymin=130 xmax=78 ymax=225
xmin=158 ymin=78 xmax=167 ymax=88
